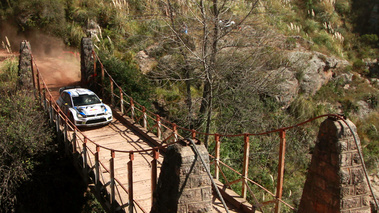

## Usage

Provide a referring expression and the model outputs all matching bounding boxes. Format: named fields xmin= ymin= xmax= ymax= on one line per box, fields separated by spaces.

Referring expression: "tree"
xmin=150 ymin=0 xmax=289 ymax=145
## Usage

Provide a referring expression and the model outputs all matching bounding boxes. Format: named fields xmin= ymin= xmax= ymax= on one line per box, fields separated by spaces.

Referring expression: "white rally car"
xmin=57 ymin=87 xmax=113 ymax=127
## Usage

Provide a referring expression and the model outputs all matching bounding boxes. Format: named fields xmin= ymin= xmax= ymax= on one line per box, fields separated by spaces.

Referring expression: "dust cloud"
xmin=1 ymin=22 xmax=81 ymax=98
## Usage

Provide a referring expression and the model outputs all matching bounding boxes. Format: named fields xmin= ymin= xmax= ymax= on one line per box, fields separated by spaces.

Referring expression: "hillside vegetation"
xmin=1 ymin=0 xmax=379 ymax=212
xmin=0 ymin=54 xmax=104 ymax=212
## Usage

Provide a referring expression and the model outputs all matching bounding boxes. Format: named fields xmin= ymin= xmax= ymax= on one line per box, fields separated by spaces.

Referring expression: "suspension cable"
xmin=340 ymin=118 xmax=379 ymax=210
xmin=187 ymin=139 xmax=230 ymax=213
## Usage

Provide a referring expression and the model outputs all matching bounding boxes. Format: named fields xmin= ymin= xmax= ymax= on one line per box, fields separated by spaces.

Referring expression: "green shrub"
xmin=303 ymin=19 xmax=321 ymax=34
xmin=288 ymin=96 xmax=316 ymax=119
xmin=335 ymin=0 xmax=351 ymax=15
xmin=0 ymin=58 xmax=53 ymax=211
xmin=364 ymin=93 xmax=379 ymax=109
xmin=356 ymin=112 xmax=379 ymax=171
xmin=313 ymin=78 xmax=345 ymax=104
xmin=360 ymin=34 xmax=378 ymax=46
xmin=96 ymin=53 xmax=152 ymax=106
xmin=340 ymin=99 xmax=359 ymax=116
xmin=0 ymin=57 xmax=18 ymax=86
xmin=312 ymin=31 xmax=340 ymax=54
xmin=12 ymin=0 xmax=66 ymax=34
xmin=65 ymin=22 xmax=86 ymax=47
xmin=352 ymin=59 xmax=366 ymax=74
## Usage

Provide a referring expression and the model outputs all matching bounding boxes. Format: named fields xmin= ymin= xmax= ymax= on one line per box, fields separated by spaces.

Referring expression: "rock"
xmin=356 ymin=100 xmax=371 ymax=118
xmin=287 ymin=51 xmax=349 ymax=96
xmin=338 ymin=73 xmax=354 ymax=84
xmin=274 ymin=68 xmax=299 ymax=106
xmin=365 ymin=79 xmax=371 ymax=85
xmin=136 ymin=50 xmax=158 ymax=74
xmin=371 ymin=78 xmax=379 ymax=87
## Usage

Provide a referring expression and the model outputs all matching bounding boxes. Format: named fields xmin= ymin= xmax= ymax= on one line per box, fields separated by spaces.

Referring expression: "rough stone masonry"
xmin=298 ymin=117 xmax=372 ymax=213
xmin=80 ymin=37 xmax=94 ymax=87
xmin=151 ymin=139 xmax=212 ymax=213
xmin=18 ymin=40 xmax=33 ymax=90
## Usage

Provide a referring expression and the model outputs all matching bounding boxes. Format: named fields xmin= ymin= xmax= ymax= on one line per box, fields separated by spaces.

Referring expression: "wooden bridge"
xmin=31 ymin=48 xmax=259 ymax=212
xmin=22 ymin=40 xmax=378 ymax=213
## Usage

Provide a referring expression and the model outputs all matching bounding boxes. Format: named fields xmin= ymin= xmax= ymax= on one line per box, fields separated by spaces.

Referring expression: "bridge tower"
xmin=80 ymin=37 xmax=94 ymax=87
xmin=299 ymin=117 xmax=373 ymax=212
xmin=18 ymin=40 xmax=33 ymax=90
xmin=151 ymin=139 xmax=212 ymax=213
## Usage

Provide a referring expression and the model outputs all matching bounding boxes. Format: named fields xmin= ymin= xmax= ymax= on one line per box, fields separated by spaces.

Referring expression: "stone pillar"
xmin=151 ymin=139 xmax=212 ymax=213
xmin=298 ymin=117 xmax=371 ymax=213
xmin=80 ymin=37 xmax=94 ymax=87
xmin=18 ymin=40 xmax=33 ymax=90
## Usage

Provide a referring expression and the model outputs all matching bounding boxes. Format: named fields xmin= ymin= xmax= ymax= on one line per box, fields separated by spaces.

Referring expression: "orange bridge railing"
xmin=30 ymin=50 xmax=375 ymax=213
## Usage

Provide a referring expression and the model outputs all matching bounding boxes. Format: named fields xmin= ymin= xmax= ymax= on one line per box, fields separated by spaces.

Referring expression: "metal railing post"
xmin=49 ymin=99 xmax=54 ymax=125
xmin=143 ymin=107 xmax=147 ymax=129
xmin=151 ymin=148 xmax=159 ymax=206
xmin=31 ymin=56 xmax=36 ymax=97
xmin=93 ymin=51 xmax=97 ymax=85
xmin=156 ymin=115 xmax=161 ymax=140
xmin=120 ymin=88 xmax=124 ymax=114
xmin=173 ymin=123 xmax=178 ymax=142
xmin=128 ymin=152 xmax=134 ymax=213
xmin=64 ymin=118 xmax=68 ymax=141
xmin=83 ymin=137 xmax=88 ymax=182
xmin=101 ymin=64 xmax=105 ymax=99
xmin=72 ymin=129 xmax=77 ymax=154
xmin=36 ymin=72 xmax=41 ymax=101
xmin=275 ymin=130 xmax=286 ymax=213
xmin=95 ymin=145 xmax=100 ymax=185
xmin=110 ymin=80 xmax=114 ymax=107
xmin=214 ymin=134 xmax=221 ymax=180
xmin=64 ymin=118 xmax=68 ymax=154
xmin=191 ymin=129 xmax=196 ymax=139
xmin=42 ymin=87 xmax=46 ymax=109
xmin=242 ymin=134 xmax=250 ymax=199
xmin=110 ymin=150 xmax=115 ymax=213
xmin=131 ymin=98 xmax=135 ymax=121
xmin=55 ymin=111 xmax=60 ymax=133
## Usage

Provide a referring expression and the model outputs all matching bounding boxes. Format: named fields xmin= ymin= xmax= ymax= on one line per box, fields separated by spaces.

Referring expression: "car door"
xmin=61 ymin=92 xmax=72 ymax=116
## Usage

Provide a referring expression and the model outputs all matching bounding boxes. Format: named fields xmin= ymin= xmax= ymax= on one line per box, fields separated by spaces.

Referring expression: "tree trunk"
xmin=185 ymin=66 xmax=193 ymax=129
xmin=202 ymin=0 xmax=220 ymax=147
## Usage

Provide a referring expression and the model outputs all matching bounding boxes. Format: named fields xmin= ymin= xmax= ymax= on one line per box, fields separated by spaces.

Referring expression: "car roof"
xmin=61 ymin=88 xmax=96 ymax=97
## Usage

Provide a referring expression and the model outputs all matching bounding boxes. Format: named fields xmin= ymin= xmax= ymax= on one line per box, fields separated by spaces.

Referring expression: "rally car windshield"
xmin=73 ymin=94 xmax=102 ymax=106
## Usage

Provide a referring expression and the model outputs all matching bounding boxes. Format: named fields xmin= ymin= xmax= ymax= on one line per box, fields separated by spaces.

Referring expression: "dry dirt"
xmin=33 ymin=53 xmax=81 ymax=99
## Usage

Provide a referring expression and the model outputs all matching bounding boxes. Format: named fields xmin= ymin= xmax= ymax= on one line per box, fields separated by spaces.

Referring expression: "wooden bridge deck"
xmin=83 ymin=120 xmax=161 ymax=212
xmin=36 ymin=56 xmax=243 ymax=212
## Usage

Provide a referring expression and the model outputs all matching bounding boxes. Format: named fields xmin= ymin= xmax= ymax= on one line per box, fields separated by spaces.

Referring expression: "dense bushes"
xmin=0 ymin=57 xmax=53 ymax=211
xmin=0 ymin=55 xmax=104 ymax=212
xmin=95 ymin=53 xmax=153 ymax=107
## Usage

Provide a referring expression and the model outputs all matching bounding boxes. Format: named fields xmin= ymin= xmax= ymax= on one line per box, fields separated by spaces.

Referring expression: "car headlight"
xmin=105 ymin=110 xmax=111 ymax=115
xmin=77 ymin=111 xmax=87 ymax=118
